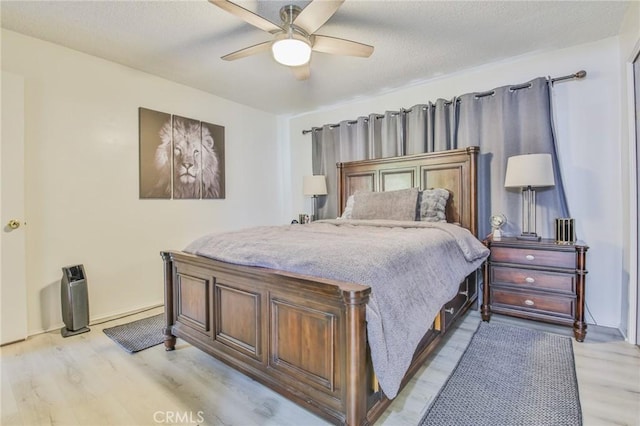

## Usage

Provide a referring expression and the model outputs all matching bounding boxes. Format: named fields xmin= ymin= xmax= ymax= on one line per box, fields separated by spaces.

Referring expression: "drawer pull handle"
xmin=525 ymin=277 xmax=535 ymax=283
xmin=458 ymin=290 xmax=468 ymax=296
xmin=444 ymin=308 xmax=455 ymax=314
xmin=524 ymin=299 xmax=535 ymax=306
xmin=525 ymin=254 xmax=535 ymax=261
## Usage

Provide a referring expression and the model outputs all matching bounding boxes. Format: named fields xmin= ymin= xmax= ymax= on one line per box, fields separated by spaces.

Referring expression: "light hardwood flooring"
xmin=1 ymin=307 xmax=639 ymax=426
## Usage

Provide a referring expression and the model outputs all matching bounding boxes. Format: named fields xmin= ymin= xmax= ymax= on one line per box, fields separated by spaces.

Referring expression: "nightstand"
xmin=481 ymin=237 xmax=589 ymax=341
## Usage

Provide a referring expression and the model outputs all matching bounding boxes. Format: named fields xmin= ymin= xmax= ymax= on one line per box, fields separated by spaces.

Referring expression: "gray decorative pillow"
xmin=418 ymin=188 xmax=450 ymax=222
xmin=339 ymin=195 xmax=355 ymax=219
xmin=351 ymin=188 xmax=419 ymax=221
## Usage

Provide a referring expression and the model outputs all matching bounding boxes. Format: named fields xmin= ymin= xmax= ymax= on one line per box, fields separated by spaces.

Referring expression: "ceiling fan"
xmin=210 ymin=0 xmax=374 ymax=80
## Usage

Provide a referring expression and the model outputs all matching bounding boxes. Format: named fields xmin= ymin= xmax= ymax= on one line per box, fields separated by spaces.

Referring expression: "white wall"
xmin=1 ymin=30 xmax=285 ymax=335
xmin=287 ymin=37 xmax=626 ymax=328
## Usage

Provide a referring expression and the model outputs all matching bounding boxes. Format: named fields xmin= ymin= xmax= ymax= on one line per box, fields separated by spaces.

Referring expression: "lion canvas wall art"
xmin=139 ymin=108 xmax=225 ymax=199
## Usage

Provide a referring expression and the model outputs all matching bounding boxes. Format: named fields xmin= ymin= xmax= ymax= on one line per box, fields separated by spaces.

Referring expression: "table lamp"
xmin=303 ymin=175 xmax=327 ymax=222
xmin=504 ymin=153 xmax=555 ymax=241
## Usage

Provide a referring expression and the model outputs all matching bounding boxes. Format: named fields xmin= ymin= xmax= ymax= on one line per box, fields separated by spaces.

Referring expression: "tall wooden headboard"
xmin=337 ymin=146 xmax=479 ymax=236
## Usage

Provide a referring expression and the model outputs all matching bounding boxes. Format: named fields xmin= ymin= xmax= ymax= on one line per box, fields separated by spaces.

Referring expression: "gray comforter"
xmin=184 ymin=219 xmax=489 ymax=398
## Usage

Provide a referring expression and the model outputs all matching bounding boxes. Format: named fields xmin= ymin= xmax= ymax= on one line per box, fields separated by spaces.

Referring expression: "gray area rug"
xmin=419 ymin=321 xmax=582 ymax=426
xmin=103 ymin=313 xmax=164 ymax=353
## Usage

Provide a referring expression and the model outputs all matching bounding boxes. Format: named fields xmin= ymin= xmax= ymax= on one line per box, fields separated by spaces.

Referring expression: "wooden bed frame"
xmin=161 ymin=146 xmax=480 ymax=425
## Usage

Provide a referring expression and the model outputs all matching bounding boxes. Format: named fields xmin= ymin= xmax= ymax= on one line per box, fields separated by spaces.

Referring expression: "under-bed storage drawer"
xmin=441 ymin=272 xmax=477 ymax=331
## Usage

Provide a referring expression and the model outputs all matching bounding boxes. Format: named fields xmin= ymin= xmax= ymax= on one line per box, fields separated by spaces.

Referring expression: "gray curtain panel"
xmin=312 ymin=76 xmax=569 ymax=236
xmin=339 ymin=118 xmax=369 ymax=161
xmin=404 ymin=104 xmax=430 ymax=154
xmin=312 ymin=124 xmax=340 ymax=219
xmin=367 ymin=113 xmax=383 ymax=159
xmin=456 ymin=77 xmax=569 ymax=238
xmin=405 ymin=99 xmax=458 ymax=154
xmin=380 ymin=111 xmax=404 ymax=158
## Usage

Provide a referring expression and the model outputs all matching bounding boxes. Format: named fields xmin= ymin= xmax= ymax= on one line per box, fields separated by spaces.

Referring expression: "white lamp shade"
xmin=303 ymin=175 xmax=327 ymax=196
xmin=272 ymin=33 xmax=311 ymax=67
xmin=504 ymin=153 xmax=555 ymax=188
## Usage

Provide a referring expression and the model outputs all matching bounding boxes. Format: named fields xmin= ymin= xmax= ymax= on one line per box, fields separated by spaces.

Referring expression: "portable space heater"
xmin=60 ymin=264 xmax=90 ymax=337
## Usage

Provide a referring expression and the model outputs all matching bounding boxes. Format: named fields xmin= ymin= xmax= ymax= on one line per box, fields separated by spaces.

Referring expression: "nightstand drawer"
xmin=491 ymin=288 xmax=574 ymax=318
xmin=491 ymin=246 xmax=575 ymax=269
xmin=491 ymin=266 xmax=575 ymax=294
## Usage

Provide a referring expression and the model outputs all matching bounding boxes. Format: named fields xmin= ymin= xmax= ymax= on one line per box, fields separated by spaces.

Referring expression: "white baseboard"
xmin=28 ymin=301 xmax=164 ymax=337
xmin=89 ymin=301 xmax=164 ymax=326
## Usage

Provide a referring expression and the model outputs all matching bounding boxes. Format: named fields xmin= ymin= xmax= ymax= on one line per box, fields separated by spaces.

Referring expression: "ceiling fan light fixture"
xmin=272 ymin=31 xmax=311 ymax=67
xmin=213 ymin=0 xmax=373 ymax=79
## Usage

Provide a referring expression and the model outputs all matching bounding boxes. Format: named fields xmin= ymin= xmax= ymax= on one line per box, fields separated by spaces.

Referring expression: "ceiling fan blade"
xmin=312 ymin=35 xmax=374 ymax=57
xmin=293 ymin=0 xmax=345 ymax=34
xmin=209 ymin=0 xmax=282 ymax=33
xmin=291 ymin=63 xmax=311 ymax=80
xmin=221 ymin=41 xmax=272 ymax=61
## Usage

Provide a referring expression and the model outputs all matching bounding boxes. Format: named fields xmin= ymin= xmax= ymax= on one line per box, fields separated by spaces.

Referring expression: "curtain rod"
xmin=301 ymin=70 xmax=587 ymax=135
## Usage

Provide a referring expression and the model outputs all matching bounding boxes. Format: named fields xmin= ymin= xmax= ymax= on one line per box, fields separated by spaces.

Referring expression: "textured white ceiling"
xmin=0 ymin=1 xmax=630 ymax=115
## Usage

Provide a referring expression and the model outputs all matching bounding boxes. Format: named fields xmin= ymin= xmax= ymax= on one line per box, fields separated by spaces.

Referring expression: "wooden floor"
xmin=1 ymin=307 xmax=639 ymax=426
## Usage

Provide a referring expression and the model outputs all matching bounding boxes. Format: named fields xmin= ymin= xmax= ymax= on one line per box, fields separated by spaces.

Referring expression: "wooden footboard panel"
xmin=162 ymin=251 xmax=479 ymax=425
xmin=162 ymin=250 xmax=371 ymax=424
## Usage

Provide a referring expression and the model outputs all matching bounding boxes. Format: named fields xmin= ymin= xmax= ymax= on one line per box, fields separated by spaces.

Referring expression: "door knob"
xmin=7 ymin=219 xmax=20 ymax=229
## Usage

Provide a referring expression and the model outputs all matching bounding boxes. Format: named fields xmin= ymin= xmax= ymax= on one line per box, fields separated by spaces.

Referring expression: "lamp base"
xmin=516 ymin=232 xmax=541 ymax=242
